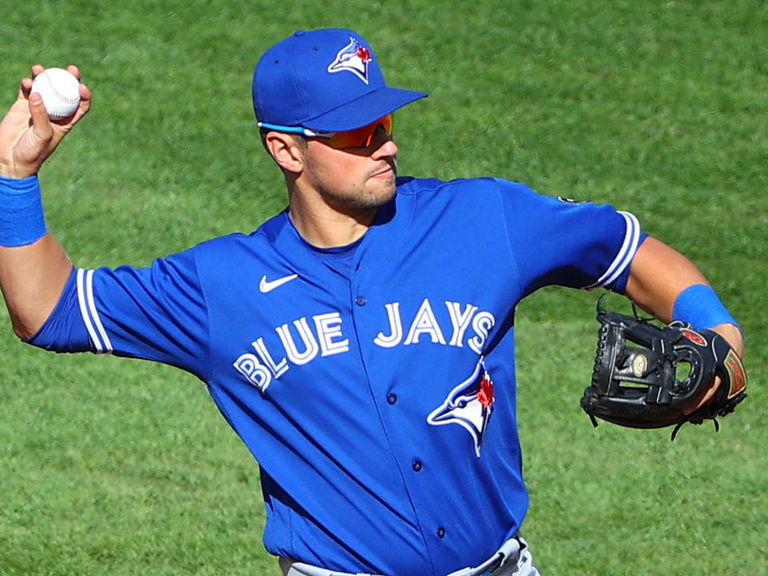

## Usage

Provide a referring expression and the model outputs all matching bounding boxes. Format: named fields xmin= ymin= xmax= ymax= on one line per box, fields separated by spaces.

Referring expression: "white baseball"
xmin=31 ymin=67 xmax=81 ymax=119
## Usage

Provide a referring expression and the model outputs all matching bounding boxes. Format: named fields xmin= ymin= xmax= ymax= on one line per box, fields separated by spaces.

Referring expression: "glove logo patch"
xmin=427 ymin=357 xmax=495 ymax=458
xmin=681 ymin=328 xmax=706 ymax=346
xmin=725 ymin=350 xmax=747 ymax=397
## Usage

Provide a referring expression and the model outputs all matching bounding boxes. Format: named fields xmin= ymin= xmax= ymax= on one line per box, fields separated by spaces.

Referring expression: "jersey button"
xmin=354 ymin=296 xmax=367 ymax=306
xmin=437 ymin=527 xmax=446 ymax=538
xmin=412 ymin=459 xmax=423 ymax=472
xmin=387 ymin=393 xmax=398 ymax=405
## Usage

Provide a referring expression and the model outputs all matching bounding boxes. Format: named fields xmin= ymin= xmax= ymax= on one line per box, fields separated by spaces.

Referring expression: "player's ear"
xmin=265 ymin=132 xmax=305 ymax=175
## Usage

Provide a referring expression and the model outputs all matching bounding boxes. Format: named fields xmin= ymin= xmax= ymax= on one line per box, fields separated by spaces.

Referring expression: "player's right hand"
xmin=0 ymin=65 xmax=91 ymax=179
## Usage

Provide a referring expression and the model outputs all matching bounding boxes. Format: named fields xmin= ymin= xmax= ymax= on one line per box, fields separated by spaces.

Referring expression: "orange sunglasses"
xmin=258 ymin=114 xmax=394 ymax=149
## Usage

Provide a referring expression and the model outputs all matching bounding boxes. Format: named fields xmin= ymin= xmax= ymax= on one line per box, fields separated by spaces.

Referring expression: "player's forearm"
xmin=624 ymin=236 xmax=710 ymax=322
xmin=0 ymin=233 xmax=72 ymax=339
xmin=625 ymin=236 xmax=743 ymax=352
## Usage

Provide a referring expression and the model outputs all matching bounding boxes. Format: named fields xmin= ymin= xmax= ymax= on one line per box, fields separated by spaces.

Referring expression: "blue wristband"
xmin=0 ymin=175 xmax=48 ymax=247
xmin=673 ymin=284 xmax=738 ymax=330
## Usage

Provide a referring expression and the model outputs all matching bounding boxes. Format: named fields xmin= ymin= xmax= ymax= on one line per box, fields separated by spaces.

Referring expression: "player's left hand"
xmin=0 ymin=65 xmax=91 ymax=179
xmin=685 ymin=321 xmax=744 ymax=413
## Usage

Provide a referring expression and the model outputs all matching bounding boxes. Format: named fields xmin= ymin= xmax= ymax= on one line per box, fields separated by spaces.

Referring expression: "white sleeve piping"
xmin=76 ymin=268 xmax=113 ymax=353
xmin=584 ymin=211 xmax=641 ymax=290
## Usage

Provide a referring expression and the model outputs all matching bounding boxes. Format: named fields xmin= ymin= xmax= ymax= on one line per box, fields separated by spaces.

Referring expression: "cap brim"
xmin=301 ymin=87 xmax=428 ymax=132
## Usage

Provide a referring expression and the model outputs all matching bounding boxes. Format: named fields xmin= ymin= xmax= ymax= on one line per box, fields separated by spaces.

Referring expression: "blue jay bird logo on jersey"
xmin=427 ymin=357 xmax=495 ymax=457
xmin=327 ymin=37 xmax=373 ymax=84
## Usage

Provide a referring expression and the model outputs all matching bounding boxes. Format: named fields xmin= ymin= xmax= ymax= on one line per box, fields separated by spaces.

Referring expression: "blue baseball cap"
xmin=253 ymin=28 xmax=428 ymax=133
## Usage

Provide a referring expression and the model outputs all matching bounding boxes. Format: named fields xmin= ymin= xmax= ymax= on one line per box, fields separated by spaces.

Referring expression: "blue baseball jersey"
xmin=29 ymin=176 xmax=642 ymax=576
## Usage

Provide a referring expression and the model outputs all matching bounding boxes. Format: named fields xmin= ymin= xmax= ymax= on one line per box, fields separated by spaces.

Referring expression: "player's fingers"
xmin=28 ymin=65 xmax=45 ymax=93
xmin=19 ymin=77 xmax=33 ymax=99
xmin=66 ymin=64 xmax=81 ymax=80
xmin=685 ymin=377 xmax=721 ymax=414
xmin=28 ymin=92 xmax=54 ymax=145
xmin=78 ymin=81 xmax=92 ymax=108
xmin=20 ymin=66 xmax=45 ymax=100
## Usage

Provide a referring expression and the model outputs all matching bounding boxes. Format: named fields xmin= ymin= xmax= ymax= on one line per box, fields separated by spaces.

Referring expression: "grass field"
xmin=1 ymin=1 xmax=766 ymax=574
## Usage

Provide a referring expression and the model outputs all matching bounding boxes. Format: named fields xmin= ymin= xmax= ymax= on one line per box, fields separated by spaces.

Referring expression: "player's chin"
xmin=357 ymin=181 xmax=397 ymax=209
xmin=374 ymin=179 xmax=397 ymax=203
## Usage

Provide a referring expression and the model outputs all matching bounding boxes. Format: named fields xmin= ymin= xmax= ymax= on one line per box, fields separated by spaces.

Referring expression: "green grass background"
xmin=1 ymin=1 xmax=766 ymax=574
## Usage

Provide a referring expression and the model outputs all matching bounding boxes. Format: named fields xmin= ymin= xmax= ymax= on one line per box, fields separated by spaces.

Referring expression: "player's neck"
xmin=287 ymin=199 xmax=374 ymax=248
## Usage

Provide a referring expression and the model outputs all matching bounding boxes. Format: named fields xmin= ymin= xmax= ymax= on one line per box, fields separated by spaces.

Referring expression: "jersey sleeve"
xmin=26 ymin=248 xmax=210 ymax=381
xmin=496 ymin=178 xmax=644 ymax=297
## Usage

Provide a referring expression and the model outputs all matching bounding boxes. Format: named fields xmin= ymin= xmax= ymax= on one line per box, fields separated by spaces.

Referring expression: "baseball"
xmin=31 ymin=67 xmax=81 ymax=120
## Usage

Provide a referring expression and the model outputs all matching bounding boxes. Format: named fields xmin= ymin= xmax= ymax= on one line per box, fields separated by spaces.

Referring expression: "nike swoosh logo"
xmin=259 ymin=273 xmax=298 ymax=293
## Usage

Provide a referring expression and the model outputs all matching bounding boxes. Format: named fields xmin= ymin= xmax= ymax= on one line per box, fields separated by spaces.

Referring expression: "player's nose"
xmin=371 ymin=129 xmax=398 ymax=157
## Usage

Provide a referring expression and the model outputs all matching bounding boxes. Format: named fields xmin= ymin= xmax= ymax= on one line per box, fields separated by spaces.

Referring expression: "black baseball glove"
xmin=581 ymin=297 xmax=747 ymax=439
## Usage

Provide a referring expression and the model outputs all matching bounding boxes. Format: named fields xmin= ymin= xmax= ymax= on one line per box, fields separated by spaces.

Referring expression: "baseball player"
xmin=0 ymin=28 xmax=744 ymax=576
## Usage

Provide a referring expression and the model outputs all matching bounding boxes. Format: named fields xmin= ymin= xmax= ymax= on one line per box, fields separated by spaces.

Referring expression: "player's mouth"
xmin=370 ymin=159 xmax=397 ymax=180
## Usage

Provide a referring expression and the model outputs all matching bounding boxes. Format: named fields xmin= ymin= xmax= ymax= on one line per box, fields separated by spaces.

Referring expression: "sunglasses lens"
xmin=327 ymin=114 xmax=394 ymax=148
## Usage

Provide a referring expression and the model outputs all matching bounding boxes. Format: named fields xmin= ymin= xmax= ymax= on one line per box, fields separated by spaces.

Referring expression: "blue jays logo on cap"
xmin=427 ymin=357 xmax=495 ymax=457
xmin=328 ymin=37 xmax=373 ymax=84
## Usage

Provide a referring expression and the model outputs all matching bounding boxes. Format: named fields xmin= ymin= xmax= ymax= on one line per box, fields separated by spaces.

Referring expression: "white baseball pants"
xmin=279 ymin=535 xmax=540 ymax=576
